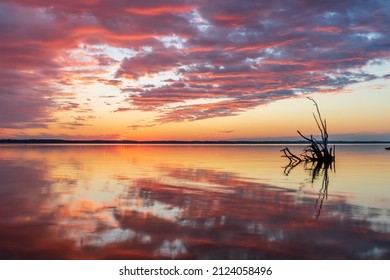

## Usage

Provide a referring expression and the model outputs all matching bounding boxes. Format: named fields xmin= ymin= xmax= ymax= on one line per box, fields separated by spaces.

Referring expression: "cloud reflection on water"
xmin=0 ymin=145 xmax=389 ymax=259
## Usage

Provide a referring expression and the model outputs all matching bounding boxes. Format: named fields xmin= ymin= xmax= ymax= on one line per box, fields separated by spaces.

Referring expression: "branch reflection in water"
xmin=283 ymin=159 xmax=334 ymax=220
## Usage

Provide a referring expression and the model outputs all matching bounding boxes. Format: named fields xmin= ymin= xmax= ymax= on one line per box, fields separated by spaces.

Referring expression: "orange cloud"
xmin=125 ymin=5 xmax=197 ymax=16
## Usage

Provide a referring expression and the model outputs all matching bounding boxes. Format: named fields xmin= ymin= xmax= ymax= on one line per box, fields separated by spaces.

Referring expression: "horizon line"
xmin=1 ymin=139 xmax=390 ymax=144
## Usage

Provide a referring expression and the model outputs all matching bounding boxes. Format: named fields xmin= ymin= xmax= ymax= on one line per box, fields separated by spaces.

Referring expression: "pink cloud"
xmin=116 ymin=45 xmax=184 ymax=79
xmin=313 ymin=26 xmax=343 ymax=34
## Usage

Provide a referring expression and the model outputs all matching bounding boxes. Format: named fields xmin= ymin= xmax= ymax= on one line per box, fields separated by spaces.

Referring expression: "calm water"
xmin=0 ymin=144 xmax=389 ymax=259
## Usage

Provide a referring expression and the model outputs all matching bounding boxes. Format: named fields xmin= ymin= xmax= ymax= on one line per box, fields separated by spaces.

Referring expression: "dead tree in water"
xmin=282 ymin=98 xmax=335 ymax=164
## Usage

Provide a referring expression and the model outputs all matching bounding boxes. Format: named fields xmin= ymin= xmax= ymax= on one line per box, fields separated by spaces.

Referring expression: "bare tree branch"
xmin=282 ymin=98 xmax=334 ymax=164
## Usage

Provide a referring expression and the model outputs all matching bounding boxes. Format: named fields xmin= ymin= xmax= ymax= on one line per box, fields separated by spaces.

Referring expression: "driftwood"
xmin=281 ymin=98 xmax=335 ymax=164
xmin=281 ymin=98 xmax=335 ymax=220
xmin=281 ymin=99 xmax=336 ymax=220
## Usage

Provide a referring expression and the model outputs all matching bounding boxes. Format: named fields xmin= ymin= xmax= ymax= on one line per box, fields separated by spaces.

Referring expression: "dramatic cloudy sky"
xmin=1 ymin=0 xmax=389 ymax=140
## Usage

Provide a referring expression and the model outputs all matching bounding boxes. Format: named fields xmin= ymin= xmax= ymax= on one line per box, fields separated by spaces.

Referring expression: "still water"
xmin=0 ymin=144 xmax=389 ymax=259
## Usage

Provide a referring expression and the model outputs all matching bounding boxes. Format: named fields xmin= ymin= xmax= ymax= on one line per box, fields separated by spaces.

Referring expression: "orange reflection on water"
xmin=0 ymin=144 xmax=390 ymax=259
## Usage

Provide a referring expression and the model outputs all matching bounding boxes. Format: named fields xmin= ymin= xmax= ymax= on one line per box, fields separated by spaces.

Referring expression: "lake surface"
xmin=1 ymin=144 xmax=389 ymax=259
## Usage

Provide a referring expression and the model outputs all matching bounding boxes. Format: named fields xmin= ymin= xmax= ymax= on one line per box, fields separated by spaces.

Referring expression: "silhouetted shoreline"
xmin=1 ymin=139 xmax=389 ymax=145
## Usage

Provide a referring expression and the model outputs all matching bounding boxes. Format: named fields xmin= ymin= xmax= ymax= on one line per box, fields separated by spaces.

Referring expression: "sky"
xmin=0 ymin=0 xmax=389 ymax=141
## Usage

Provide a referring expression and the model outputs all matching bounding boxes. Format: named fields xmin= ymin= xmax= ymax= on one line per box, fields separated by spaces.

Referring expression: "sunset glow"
xmin=1 ymin=0 xmax=389 ymax=140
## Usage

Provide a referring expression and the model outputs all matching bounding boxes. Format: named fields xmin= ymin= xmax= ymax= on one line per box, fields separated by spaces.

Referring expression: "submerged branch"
xmin=281 ymin=147 xmax=302 ymax=163
xmin=281 ymin=98 xmax=335 ymax=220
xmin=282 ymin=98 xmax=334 ymax=164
